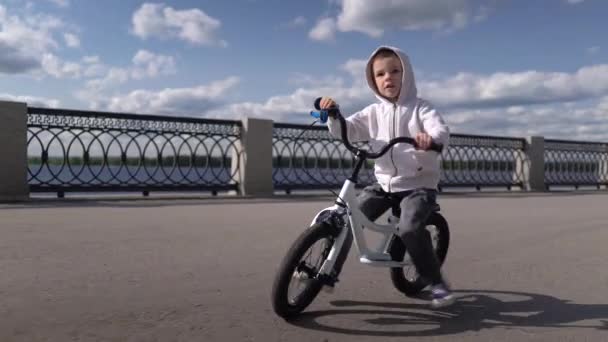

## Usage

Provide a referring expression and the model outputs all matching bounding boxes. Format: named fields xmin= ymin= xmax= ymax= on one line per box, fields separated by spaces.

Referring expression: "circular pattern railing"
xmin=545 ymin=139 xmax=608 ymax=188
xmin=273 ymin=123 xmax=375 ymax=191
xmin=27 ymin=107 xmax=242 ymax=195
xmin=441 ymin=134 xmax=527 ymax=190
xmin=27 ymin=108 xmax=607 ymax=196
xmin=273 ymin=124 xmax=528 ymax=192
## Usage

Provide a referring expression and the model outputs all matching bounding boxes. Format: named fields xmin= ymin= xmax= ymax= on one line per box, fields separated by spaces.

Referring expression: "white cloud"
xmin=205 ymin=90 xmax=316 ymax=121
xmin=0 ymin=92 xmax=60 ymax=107
xmin=419 ymin=64 xmax=608 ymax=109
xmin=63 ymin=32 xmax=79 ymax=47
xmin=102 ymin=77 xmax=240 ymax=115
xmin=205 ymin=83 xmax=373 ymax=122
xmin=599 ymin=95 xmax=608 ymax=111
xmin=340 ymin=59 xmax=367 ymax=81
xmin=309 ymin=17 xmax=337 ymax=42
xmin=81 ymin=55 xmax=105 ymax=77
xmin=0 ymin=5 xmax=60 ymax=73
xmin=313 ymin=0 xmax=489 ymax=40
xmin=131 ymin=49 xmax=176 ymax=79
xmin=25 ymin=12 xmax=64 ymax=31
xmin=0 ymin=4 xmax=82 ymax=78
xmin=76 ymin=51 xmax=178 ymax=109
xmin=63 ymin=46 xmax=608 ymax=141
xmin=85 ymin=68 xmax=130 ymax=91
xmin=131 ymin=3 xmax=227 ymax=46
xmin=0 ymin=41 xmax=40 ymax=73
xmin=287 ymin=16 xmax=307 ymax=28
xmin=41 ymin=53 xmax=81 ymax=78
xmin=47 ymin=0 xmax=70 ymax=7
xmin=212 ymin=91 xmax=608 ymax=142
xmin=566 ymin=0 xmax=584 ymax=4
xmin=82 ymin=55 xmax=100 ymax=64
xmin=446 ymin=99 xmax=608 ymax=141
xmin=211 ymin=60 xmax=599 ymax=122
xmin=587 ymin=46 xmax=600 ymax=55
xmin=204 ymin=61 xmax=608 ymax=142
xmin=84 ymin=50 xmax=176 ymax=90
xmin=474 ymin=5 xmax=491 ymax=22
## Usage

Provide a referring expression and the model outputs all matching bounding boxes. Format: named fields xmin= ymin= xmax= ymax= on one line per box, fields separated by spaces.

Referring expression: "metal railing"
xmin=24 ymin=107 xmax=608 ymax=196
xmin=545 ymin=139 xmax=608 ymax=188
xmin=272 ymin=123 xmax=528 ymax=192
xmin=442 ymin=134 xmax=527 ymax=190
xmin=272 ymin=123 xmax=375 ymax=191
xmin=27 ymin=107 xmax=242 ymax=196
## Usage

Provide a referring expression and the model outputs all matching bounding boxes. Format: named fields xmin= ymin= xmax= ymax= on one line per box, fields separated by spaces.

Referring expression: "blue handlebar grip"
xmin=310 ymin=110 xmax=329 ymax=123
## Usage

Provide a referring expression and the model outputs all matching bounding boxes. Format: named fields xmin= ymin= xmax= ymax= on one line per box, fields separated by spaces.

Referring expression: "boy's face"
xmin=372 ymin=55 xmax=403 ymax=101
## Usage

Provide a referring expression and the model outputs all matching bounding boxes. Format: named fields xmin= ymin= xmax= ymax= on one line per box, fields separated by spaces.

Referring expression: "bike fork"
xmin=317 ymin=222 xmax=349 ymax=278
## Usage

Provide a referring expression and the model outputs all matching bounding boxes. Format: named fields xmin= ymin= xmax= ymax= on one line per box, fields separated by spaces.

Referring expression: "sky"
xmin=1 ymin=0 xmax=607 ymax=141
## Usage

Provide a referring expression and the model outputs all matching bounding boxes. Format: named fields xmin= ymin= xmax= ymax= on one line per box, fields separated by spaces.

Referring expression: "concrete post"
xmin=232 ymin=117 xmax=274 ymax=196
xmin=525 ymin=136 xmax=545 ymax=191
xmin=0 ymin=101 xmax=29 ymax=201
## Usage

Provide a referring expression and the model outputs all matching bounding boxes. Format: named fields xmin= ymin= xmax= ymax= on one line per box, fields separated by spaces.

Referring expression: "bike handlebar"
xmin=312 ymin=98 xmax=443 ymax=160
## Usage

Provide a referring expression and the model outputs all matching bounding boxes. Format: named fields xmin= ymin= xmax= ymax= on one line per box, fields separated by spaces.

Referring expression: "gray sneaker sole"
xmin=431 ymin=294 xmax=455 ymax=308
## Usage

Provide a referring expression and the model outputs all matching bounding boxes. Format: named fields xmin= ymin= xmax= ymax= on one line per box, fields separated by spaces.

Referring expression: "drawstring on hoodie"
xmin=388 ymin=103 xmax=398 ymax=193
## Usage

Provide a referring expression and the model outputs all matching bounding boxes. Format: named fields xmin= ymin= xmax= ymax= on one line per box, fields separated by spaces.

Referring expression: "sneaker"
xmin=430 ymin=283 xmax=455 ymax=308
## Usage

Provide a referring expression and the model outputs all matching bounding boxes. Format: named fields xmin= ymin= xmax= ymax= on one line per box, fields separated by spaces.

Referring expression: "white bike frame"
xmin=315 ymin=179 xmax=414 ymax=278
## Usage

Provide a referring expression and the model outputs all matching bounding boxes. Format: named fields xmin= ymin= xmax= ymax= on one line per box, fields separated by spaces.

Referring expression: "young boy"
xmin=320 ymin=45 xmax=454 ymax=308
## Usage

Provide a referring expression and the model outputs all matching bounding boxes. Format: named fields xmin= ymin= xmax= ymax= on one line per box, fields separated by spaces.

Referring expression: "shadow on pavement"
xmin=288 ymin=289 xmax=608 ymax=337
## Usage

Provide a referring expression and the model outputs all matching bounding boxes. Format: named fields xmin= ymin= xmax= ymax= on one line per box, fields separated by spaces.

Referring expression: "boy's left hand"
xmin=415 ymin=132 xmax=433 ymax=150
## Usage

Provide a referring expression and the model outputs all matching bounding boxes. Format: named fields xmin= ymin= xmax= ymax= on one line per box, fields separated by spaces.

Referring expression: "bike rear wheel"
xmin=387 ymin=212 xmax=450 ymax=296
xmin=271 ymin=222 xmax=336 ymax=319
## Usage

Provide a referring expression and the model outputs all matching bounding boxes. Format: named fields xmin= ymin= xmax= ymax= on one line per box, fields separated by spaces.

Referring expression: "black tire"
xmin=387 ymin=212 xmax=450 ymax=296
xmin=271 ymin=222 xmax=336 ymax=320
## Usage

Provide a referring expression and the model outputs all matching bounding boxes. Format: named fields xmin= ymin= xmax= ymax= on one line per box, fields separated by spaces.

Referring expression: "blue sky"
xmin=1 ymin=0 xmax=607 ymax=141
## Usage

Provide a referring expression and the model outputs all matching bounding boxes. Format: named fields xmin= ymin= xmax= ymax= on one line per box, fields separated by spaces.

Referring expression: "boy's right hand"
xmin=319 ymin=97 xmax=339 ymax=118
xmin=319 ymin=96 xmax=337 ymax=109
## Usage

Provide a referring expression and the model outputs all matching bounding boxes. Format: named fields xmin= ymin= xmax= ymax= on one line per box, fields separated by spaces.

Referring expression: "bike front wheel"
xmin=271 ymin=221 xmax=337 ymax=320
xmin=387 ymin=212 xmax=450 ymax=296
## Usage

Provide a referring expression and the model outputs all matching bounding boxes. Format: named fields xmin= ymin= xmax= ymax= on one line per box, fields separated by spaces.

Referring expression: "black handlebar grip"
xmin=429 ymin=141 xmax=444 ymax=153
xmin=314 ymin=97 xmax=341 ymax=118
xmin=314 ymin=97 xmax=322 ymax=110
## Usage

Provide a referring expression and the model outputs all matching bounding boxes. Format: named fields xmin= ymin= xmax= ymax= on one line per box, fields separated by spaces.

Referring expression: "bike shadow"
xmin=288 ymin=289 xmax=608 ymax=337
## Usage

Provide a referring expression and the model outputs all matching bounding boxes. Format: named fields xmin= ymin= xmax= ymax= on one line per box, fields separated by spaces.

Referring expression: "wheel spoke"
xmin=272 ymin=222 xmax=342 ymax=319
xmin=286 ymin=236 xmax=332 ymax=305
xmin=296 ymin=262 xmax=316 ymax=277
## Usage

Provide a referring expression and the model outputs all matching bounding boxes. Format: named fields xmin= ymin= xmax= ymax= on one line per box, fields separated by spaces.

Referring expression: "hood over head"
xmin=365 ymin=45 xmax=417 ymax=105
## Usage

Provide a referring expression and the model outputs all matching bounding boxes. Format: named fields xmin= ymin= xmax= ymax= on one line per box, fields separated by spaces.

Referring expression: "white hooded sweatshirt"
xmin=327 ymin=46 xmax=449 ymax=192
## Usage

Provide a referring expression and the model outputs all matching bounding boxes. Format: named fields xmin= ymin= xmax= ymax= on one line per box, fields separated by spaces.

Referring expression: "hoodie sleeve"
xmin=327 ymin=106 xmax=373 ymax=143
xmin=418 ymin=100 xmax=450 ymax=147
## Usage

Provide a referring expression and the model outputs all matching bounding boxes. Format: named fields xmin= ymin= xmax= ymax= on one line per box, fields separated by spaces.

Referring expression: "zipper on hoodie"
xmin=388 ymin=103 xmax=398 ymax=193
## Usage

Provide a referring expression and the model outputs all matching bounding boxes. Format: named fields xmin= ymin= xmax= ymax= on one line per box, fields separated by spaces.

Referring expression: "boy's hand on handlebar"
xmin=319 ymin=96 xmax=337 ymax=109
xmin=415 ymin=132 xmax=434 ymax=150
xmin=319 ymin=97 xmax=340 ymax=118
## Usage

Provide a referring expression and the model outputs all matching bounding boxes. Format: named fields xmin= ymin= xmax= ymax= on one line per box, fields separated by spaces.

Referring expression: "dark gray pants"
xmin=333 ymin=183 xmax=444 ymax=285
